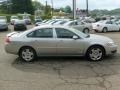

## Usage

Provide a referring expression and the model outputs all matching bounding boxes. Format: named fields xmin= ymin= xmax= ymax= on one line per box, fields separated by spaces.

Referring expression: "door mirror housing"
xmin=73 ymin=35 xmax=79 ymax=40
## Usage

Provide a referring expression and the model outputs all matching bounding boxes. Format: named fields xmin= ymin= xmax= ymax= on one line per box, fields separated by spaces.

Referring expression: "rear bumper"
xmin=93 ymin=29 xmax=103 ymax=32
xmin=14 ymin=26 xmax=27 ymax=31
xmin=5 ymin=43 xmax=19 ymax=55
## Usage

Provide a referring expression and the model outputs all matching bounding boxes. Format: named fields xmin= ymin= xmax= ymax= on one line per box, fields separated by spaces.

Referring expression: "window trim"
xmin=27 ymin=28 xmax=53 ymax=38
xmin=55 ymin=28 xmax=80 ymax=39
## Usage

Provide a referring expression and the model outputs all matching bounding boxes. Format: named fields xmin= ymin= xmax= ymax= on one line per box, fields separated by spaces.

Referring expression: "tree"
xmin=0 ymin=4 xmax=8 ymax=13
xmin=60 ymin=7 xmax=64 ymax=12
xmin=43 ymin=4 xmax=52 ymax=19
xmin=32 ymin=1 xmax=44 ymax=11
xmin=11 ymin=0 xmax=34 ymax=14
xmin=0 ymin=0 xmax=12 ymax=14
xmin=64 ymin=5 xmax=71 ymax=13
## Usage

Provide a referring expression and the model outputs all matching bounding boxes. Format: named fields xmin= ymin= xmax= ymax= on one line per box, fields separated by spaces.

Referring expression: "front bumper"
xmin=105 ymin=45 xmax=117 ymax=55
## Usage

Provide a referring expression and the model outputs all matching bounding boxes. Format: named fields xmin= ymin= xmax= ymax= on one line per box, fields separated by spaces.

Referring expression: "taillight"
xmin=5 ymin=37 xmax=10 ymax=43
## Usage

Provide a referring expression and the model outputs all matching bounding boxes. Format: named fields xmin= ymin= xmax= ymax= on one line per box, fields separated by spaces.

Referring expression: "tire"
xmin=119 ymin=28 xmax=120 ymax=32
xmin=83 ymin=28 xmax=90 ymax=34
xmin=19 ymin=47 xmax=36 ymax=62
xmin=86 ymin=46 xmax=105 ymax=61
xmin=102 ymin=27 xmax=107 ymax=33
xmin=5 ymin=27 xmax=8 ymax=31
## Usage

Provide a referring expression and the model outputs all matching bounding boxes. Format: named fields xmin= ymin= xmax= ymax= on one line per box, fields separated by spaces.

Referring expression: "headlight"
xmin=106 ymin=42 xmax=115 ymax=46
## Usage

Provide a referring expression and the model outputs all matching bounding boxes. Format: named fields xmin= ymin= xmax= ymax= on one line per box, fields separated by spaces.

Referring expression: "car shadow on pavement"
xmin=11 ymin=54 xmax=120 ymax=79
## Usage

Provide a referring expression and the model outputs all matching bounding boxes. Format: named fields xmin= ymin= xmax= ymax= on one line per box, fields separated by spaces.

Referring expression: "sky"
xmin=33 ymin=0 xmax=120 ymax=10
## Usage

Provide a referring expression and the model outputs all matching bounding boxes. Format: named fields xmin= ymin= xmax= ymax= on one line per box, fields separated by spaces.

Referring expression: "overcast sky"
xmin=35 ymin=0 xmax=120 ymax=10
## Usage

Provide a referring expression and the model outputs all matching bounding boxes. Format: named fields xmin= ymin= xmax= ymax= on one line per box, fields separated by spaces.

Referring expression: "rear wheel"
xmin=86 ymin=46 xmax=105 ymax=61
xmin=4 ymin=27 xmax=8 ymax=31
xmin=119 ymin=28 xmax=120 ymax=32
xmin=102 ymin=27 xmax=107 ymax=33
xmin=19 ymin=47 xmax=36 ymax=62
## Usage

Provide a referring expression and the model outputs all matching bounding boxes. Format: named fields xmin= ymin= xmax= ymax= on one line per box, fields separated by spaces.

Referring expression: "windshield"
xmin=0 ymin=20 xmax=6 ymax=24
xmin=23 ymin=16 xmax=30 ymax=19
xmin=15 ymin=20 xmax=25 ymax=24
xmin=0 ymin=16 xmax=6 ymax=19
xmin=11 ymin=16 xmax=18 ymax=19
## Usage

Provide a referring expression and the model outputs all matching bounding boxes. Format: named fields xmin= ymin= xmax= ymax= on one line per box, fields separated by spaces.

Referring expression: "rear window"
xmin=27 ymin=28 xmax=53 ymax=38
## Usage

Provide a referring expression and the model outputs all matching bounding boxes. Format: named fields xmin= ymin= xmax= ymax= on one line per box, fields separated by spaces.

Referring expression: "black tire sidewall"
xmin=19 ymin=47 xmax=36 ymax=62
xmin=86 ymin=46 xmax=105 ymax=61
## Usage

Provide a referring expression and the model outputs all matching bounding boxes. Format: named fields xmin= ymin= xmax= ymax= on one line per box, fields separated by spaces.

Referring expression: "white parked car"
xmin=23 ymin=16 xmax=31 ymax=25
xmin=92 ymin=20 xmax=120 ymax=32
xmin=10 ymin=16 xmax=19 ymax=25
xmin=5 ymin=25 xmax=117 ymax=62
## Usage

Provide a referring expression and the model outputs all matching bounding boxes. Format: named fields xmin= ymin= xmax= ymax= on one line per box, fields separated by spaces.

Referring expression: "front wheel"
xmin=86 ymin=46 xmax=105 ymax=61
xmin=83 ymin=28 xmax=90 ymax=34
xmin=19 ymin=47 xmax=36 ymax=62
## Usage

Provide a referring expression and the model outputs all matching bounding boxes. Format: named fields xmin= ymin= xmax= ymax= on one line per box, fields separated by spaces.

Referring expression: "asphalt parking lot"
xmin=0 ymin=25 xmax=120 ymax=90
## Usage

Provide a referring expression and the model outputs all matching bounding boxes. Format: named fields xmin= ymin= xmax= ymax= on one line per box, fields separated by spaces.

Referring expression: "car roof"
xmin=34 ymin=25 xmax=70 ymax=29
xmin=20 ymin=25 xmax=72 ymax=36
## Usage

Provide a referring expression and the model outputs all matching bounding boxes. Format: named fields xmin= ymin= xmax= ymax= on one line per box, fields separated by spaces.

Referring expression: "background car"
xmin=23 ymin=16 xmax=31 ymax=25
xmin=5 ymin=25 xmax=117 ymax=62
xmin=92 ymin=20 xmax=120 ymax=32
xmin=34 ymin=16 xmax=42 ymax=24
xmin=10 ymin=16 xmax=19 ymax=25
xmin=63 ymin=20 xmax=92 ymax=34
xmin=0 ymin=20 xmax=8 ymax=31
xmin=14 ymin=20 xmax=27 ymax=31
xmin=53 ymin=19 xmax=70 ymax=25
xmin=0 ymin=16 xmax=7 ymax=23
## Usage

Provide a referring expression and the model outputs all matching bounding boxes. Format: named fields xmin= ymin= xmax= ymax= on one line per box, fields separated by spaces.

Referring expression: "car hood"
xmin=0 ymin=23 xmax=7 ymax=25
xmin=86 ymin=34 xmax=113 ymax=43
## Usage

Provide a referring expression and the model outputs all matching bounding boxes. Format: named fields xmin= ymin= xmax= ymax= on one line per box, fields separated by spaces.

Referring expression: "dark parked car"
xmin=14 ymin=20 xmax=27 ymax=31
xmin=0 ymin=20 xmax=8 ymax=31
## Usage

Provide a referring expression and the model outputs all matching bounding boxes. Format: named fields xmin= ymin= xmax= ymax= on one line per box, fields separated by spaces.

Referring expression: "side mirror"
xmin=73 ymin=35 xmax=79 ymax=40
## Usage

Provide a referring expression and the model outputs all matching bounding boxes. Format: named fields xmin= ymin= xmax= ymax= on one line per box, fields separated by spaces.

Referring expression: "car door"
xmin=55 ymin=28 xmax=85 ymax=55
xmin=105 ymin=21 xmax=113 ymax=31
xmin=27 ymin=28 xmax=57 ymax=55
xmin=111 ymin=22 xmax=119 ymax=31
xmin=72 ymin=22 xmax=85 ymax=32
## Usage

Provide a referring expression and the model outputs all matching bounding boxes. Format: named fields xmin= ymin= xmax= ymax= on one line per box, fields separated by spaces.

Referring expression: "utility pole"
xmin=86 ymin=0 xmax=89 ymax=16
xmin=51 ymin=0 xmax=53 ymax=16
xmin=73 ymin=0 xmax=76 ymax=20
xmin=46 ymin=1 xmax=47 ymax=6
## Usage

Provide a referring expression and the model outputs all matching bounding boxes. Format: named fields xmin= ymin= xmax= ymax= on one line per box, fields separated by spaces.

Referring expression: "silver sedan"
xmin=5 ymin=25 xmax=117 ymax=62
xmin=0 ymin=20 xmax=8 ymax=31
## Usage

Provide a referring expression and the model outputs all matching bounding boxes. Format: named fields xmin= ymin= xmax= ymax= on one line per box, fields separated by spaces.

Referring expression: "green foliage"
xmin=0 ymin=1 xmax=11 ymax=14
xmin=64 ymin=5 xmax=72 ymax=13
xmin=32 ymin=1 xmax=44 ymax=10
xmin=90 ymin=8 xmax=120 ymax=17
xmin=43 ymin=5 xmax=52 ymax=19
xmin=60 ymin=7 xmax=64 ymax=12
xmin=11 ymin=0 xmax=34 ymax=14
